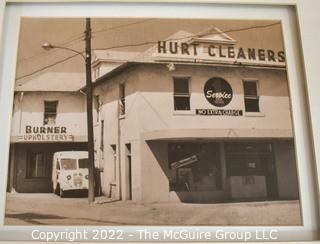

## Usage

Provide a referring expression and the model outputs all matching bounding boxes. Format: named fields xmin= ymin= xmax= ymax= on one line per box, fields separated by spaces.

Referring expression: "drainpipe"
xmin=117 ymin=99 xmax=122 ymax=200
xmin=18 ymin=92 xmax=24 ymax=133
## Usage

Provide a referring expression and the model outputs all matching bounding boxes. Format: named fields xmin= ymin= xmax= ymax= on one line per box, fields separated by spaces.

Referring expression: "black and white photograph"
xmin=5 ymin=17 xmax=302 ymax=226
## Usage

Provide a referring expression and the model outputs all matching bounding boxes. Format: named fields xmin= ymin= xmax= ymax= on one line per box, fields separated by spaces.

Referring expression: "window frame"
xmin=173 ymin=76 xmax=191 ymax=111
xmin=26 ymin=151 xmax=50 ymax=179
xmin=119 ymin=82 xmax=126 ymax=116
xmin=43 ymin=100 xmax=58 ymax=125
xmin=243 ymin=79 xmax=260 ymax=113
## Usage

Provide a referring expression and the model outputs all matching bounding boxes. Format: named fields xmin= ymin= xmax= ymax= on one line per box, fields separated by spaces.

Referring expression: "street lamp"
xmin=42 ymin=18 xmax=95 ymax=204
xmin=42 ymin=42 xmax=86 ymax=59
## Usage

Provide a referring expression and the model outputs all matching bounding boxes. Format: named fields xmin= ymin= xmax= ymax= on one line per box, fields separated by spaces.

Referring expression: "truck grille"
xmin=73 ymin=174 xmax=83 ymax=187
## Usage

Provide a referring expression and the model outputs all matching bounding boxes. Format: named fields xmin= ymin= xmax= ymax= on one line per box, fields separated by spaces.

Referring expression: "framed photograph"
xmin=0 ymin=0 xmax=319 ymax=243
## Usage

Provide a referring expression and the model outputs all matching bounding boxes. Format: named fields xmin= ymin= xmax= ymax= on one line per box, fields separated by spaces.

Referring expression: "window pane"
xmin=243 ymin=82 xmax=257 ymax=96
xmin=245 ymin=98 xmax=260 ymax=112
xmin=27 ymin=152 xmax=47 ymax=178
xmin=168 ymin=143 xmax=222 ymax=192
xmin=174 ymin=78 xmax=189 ymax=94
xmin=79 ymin=158 xmax=89 ymax=169
xmin=226 ymin=153 xmax=247 ymax=176
xmin=44 ymin=101 xmax=58 ymax=125
xmin=45 ymin=101 xmax=58 ymax=113
xmin=60 ymin=159 xmax=77 ymax=170
xmin=174 ymin=97 xmax=190 ymax=111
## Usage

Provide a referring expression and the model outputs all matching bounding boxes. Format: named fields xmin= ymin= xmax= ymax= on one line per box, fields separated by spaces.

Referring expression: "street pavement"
xmin=5 ymin=193 xmax=302 ymax=225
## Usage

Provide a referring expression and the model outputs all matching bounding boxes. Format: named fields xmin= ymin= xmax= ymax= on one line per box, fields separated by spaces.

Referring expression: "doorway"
xmin=125 ymin=143 xmax=132 ymax=200
xmin=225 ymin=141 xmax=278 ymax=201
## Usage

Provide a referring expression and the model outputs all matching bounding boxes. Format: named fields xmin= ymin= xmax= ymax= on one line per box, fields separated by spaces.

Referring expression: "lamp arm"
xmin=51 ymin=45 xmax=86 ymax=59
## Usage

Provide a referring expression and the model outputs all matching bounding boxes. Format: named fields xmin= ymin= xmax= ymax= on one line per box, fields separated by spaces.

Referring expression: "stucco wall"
xmin=11 ymin=91 xmax=87 ymax=140
xmin=134 ymin=64 xmax=292 ymax=135
xmin=140 ymin=140 xmax=171 ymax=202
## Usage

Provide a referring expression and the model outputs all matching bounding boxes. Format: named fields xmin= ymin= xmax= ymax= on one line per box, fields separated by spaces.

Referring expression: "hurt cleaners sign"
xmin=17 ymin=125 xmax=74 ymax=142
xmin=157 ymin=41 xmax=286 ymax=63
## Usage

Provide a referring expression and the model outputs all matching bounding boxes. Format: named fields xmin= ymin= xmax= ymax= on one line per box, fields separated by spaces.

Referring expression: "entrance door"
xmin=125 ymin=144 xmax=132 ymax=200
xmin=225 ymin=142 xmax=279 ymax=201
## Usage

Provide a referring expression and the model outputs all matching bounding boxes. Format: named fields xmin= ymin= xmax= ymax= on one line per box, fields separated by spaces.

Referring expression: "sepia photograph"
xmin=4 ymin=17 xmax=302 ymax=226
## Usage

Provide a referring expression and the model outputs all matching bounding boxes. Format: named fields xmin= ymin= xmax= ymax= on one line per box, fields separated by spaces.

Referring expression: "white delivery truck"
xmin=52 ymin=151 xmax=89 ymax=197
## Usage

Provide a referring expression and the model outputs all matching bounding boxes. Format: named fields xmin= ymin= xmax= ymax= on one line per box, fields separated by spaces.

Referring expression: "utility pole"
xmin=85 ymin=17 xmax=95 ymax=204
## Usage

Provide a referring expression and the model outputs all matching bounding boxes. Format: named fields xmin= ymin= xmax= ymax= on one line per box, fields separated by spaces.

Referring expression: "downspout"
xmin=18 ymin=92 xmax=24 ymax=133
xmin=117 ymin=97 xmax=122 ymax=200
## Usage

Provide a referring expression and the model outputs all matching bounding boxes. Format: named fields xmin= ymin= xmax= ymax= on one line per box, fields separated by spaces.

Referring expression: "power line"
xmin=16 ymin=53 xmax=81 ymax=80
xmin=17 ymin=34 xmax=84 ymax=65
xmin=93 ymin=21 xmax=281 ymax=51
xmin=17 ymin=19 xmax=154 ymax=65
xmin=92 ymin=18 xmax=154 ymax=34
xmin=16 ymin=21 xmax=281 ymax=81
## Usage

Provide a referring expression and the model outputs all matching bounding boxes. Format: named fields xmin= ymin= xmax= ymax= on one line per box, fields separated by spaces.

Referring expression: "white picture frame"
xmin=0 ymin=0 xmax=319 ymax=243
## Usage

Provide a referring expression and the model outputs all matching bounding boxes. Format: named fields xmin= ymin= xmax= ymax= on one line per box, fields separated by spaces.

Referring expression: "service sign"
xmin=204 ymin=77 xmax=233 ymax=107
xmin=17 ymin=125 xmax=74 ymax=142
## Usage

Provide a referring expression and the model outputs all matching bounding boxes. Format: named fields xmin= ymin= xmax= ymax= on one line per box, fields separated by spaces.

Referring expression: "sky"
xmin=15 ymin=18 xmax=285 ymax=85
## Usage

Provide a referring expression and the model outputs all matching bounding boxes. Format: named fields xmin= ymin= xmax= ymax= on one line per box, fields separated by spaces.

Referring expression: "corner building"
xmin=92 ymin=28 xmax=300 ymax=203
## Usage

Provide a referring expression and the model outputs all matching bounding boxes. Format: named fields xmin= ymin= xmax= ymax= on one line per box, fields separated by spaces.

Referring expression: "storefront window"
xmin=44 ymin=100 xmax=58 ymax=125
xmin=225 ymin=142 xmax=272 ymax=176
xmin=243 ymin=81 xmax=260 ymax=112
xmin=168 ymin=142 xmax=222 ymax=192
xmin=173 ymin=77 xmax=190 ymax=111
xmin=27 ymin=152 xmax=50 ymax=178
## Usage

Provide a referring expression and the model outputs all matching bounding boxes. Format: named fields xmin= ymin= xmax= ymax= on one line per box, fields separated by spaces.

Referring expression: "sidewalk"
xmin=5 ymin=193 xmax=302 ymax=226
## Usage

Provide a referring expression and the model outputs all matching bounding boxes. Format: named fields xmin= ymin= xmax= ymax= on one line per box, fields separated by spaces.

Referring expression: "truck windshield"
xmin=60 ymin=159 xmax=77 ymax=170
xmin=79 ymin=158 xmax=89 ymax=169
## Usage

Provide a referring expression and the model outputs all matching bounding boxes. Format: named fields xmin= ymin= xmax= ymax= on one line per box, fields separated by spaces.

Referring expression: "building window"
xmin=173 ymin=77 xmax=190 ymax=111
xmin=119 ymin=83 xmax=125 ymax=115
xmin=44 ymin=101 xmax=58 ymax=125
xmin=168 ymin=142 xmax=222 ymax=192
xmin=100 ymin=120 xmax=104 ymax=151
xmin=27 ymin=152 xmax=51 ymax=178
xmin=243 ymin=81 xmax=259 ymax=112
xmin=94 ymin=95 xmax=100 ymax=122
